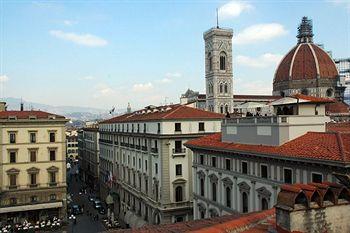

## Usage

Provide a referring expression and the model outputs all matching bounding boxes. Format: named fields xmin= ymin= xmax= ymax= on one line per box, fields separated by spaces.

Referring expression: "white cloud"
xmin=235 ymin=53 xmax=283 ymax=68
xmin=63 ymin=20 xmax=77 ymax=26
xmin=233 ymin=23 xmax=288 ymax=45
xmin=93 ymin=84 xmax=115 ymax=98
xmin=49 ymin=30 xmax=108 ymax=47
xmin=234 ymin=79 xmax=272 ymax=95
xmin=132 ymin=82 xmax=153 ymax=92
xmin=0 ymin=75 xmax=9 ymax=83
xmin=159 ymin=78 xmax=172 ymax=84
xmin=219 ymin=1 xmax=253 ymax=19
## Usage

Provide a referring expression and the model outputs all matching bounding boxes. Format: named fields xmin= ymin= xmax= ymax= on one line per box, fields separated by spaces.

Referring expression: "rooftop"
xmin=100 ymin=104 xmax=223 ymax=124
xmin=0 ymin=110 xmax=66 ymax=120
xmin=185 ymin=124 xmax=350 ymax=164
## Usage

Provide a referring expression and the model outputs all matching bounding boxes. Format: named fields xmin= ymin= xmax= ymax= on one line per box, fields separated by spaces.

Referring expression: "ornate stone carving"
xmin=222 ymin=177 xmax=233 ymax=187
xmin=238 ymin=181 xmax=251 ymax=193
xmin=209 ymin=173 xmax=218 ymax=183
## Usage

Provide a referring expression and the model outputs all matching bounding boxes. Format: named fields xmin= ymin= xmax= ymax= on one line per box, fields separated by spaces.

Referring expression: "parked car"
xmin=98 ymin=207 xmax=106 ymax=215
xmin=71 ymin=204 xmax=82 ymax=215
xmin=94 ymin=200 xmax=102 ymax=209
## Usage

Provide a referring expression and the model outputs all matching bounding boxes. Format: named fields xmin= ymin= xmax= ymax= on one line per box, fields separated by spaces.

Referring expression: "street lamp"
xmin=68 ymin=214 xmax=76 ymax=233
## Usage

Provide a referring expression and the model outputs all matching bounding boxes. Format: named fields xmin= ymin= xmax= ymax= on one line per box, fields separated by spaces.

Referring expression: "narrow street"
xmin=65 ymin=163 xmax=107 ymax=233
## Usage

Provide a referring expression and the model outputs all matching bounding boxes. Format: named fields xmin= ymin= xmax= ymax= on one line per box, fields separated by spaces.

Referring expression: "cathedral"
xmin=181 ymin=17 xmax=348 ymax=116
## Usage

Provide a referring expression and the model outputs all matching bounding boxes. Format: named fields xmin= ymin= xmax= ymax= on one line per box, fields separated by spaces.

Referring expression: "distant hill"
xmin=1 ymin=97 xmax=124 ymax=121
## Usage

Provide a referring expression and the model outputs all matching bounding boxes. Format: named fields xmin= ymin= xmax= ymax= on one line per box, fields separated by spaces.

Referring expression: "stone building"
xmin=204 ymin=27 xmax=234 ymax=114
xmin=185 ymin=95 xmax=350 ymax=219
xmin=112 ymin=181 xmax=350 ymax=233
xmin=335 ymin=57 xmax=350 ymax=105
xmin=78 ymin=126 xmax=100 ymax=191
xmin=273 ymin=17 xmax=345 ymax=100
xmin=0 ymin=102 xmax=68 ymax=223
xmin=66 ymin=129 xmax=78 ymax=159
xmin=98 ymin=104 xmax=223 ymax=227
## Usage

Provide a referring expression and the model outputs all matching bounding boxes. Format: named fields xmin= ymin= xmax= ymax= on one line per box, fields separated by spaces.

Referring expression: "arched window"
xmin=225 ymin=105 xmax=229 ymax=114
xmin=301 ymin=88 xmax=308 ymax=95
xmin=220 ymin=83 xmax=223 ymax=93
xmin=220 ymin=106 xmax=224 ymax=114
xmin=261 ymin=198 xmax=268 ymax=210
xmin=212 ymin=182 xmax=217 ymax=201
xmin=208 ymin=52 xmax=212 ymax=71
xmin=220 ymin=52 xmax=226 ymax=70
xmin=200 ymin=178 xmax=205 ymax=196
xmin=175 ymin=186 xmax=183 ymax=202
xmin=326 ymin=88 xmax=333 ymax=97
xmin=224 ymin=83 xmax=228 ymax=93
xmin=280 ymin=91 xmax=285 ymax=97
xmin=226 ymin=187 xmax=231 ymax=208
xmin=242 ymin=192 xmax=248 ymax=213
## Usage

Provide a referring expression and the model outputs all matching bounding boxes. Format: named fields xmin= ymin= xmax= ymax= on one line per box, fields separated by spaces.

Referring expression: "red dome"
xmin=274 ymin=43 xmax=338 ymax=83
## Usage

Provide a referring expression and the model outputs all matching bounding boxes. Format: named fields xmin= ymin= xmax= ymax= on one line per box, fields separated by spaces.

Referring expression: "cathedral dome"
xmin=273 ymin=17 xmax=340 ymax=98
xmin=274 ymin=43 xmax=338 ymax=83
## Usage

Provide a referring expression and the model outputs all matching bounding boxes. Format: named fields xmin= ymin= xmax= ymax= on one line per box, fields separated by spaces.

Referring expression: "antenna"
xmin=216 ymin=8 xmax=219 ymax=28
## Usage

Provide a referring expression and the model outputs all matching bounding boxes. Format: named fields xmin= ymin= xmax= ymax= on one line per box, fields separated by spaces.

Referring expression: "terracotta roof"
xmin=327 ymin=122 xmax=350 ymax=132
xmin=0 ymin=110 xmax=65 ymax=120
xmin=100 ymin=104 xmax=223 ymax=124
xmin=111 ymin=210 xmax=274 ymax=233
xmin=274 ymin=43 xmax=338 ymax=83
xmin=326 ymin=101 xmax=350 ymax=115
xmin=185 ymin=131 xmax=350 ymax=163
xmin=292 ymin=94 xmax=335 ymax=103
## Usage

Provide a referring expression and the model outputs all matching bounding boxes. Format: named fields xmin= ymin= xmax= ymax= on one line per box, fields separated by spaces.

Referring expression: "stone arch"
xmin=220 ymin=51 xmax=227 ymax=70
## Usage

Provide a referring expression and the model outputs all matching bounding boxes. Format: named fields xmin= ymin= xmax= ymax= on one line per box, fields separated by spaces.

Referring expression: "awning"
xmin=0 ymin=202 xmax=63 ymax=214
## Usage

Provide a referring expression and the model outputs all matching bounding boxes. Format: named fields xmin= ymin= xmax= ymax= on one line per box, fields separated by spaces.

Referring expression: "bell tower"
xmin=204 ymin=27 xmax=233 ymax=114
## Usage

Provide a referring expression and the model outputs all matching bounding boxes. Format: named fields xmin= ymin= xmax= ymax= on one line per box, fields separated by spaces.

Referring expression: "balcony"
xmin=135 ymin=145 xmax=141 ymax=150
xmin=29 ymin=184 xmax=38 ymax=188
xmin=142 ymin=146 xmax=148 ymax=152
xmin=151 ymin=148 xmax=158 ymax=154
xmin=49 ymin=182 xmax=57 ymax=187
xmin=172 ymin=148 xmax=186 ymax=157
xmin=99 ymin=139 xmax=113 ymax=144
xmin=8 ymin=185 xmax=17 ymax=190
xmin=129 ymin=144 xmax=135 ymax=149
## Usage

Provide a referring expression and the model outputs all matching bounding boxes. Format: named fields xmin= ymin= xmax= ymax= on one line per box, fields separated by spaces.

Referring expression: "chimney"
xmin=0 ymin=102 xmax=6 ymax=112
xmin=275 ymin=182 xmax=350 ymax=233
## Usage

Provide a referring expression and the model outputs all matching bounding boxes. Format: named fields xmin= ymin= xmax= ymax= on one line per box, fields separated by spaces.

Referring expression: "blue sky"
xmin=0 ymin=0 xmax=349 ymax=109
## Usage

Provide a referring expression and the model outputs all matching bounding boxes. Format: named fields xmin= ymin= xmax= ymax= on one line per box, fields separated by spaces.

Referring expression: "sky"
xmin=0 ymin=0 xmax=349 ymax=110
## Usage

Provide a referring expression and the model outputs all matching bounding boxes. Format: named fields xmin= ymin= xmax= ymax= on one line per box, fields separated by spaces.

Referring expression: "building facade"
xmin=66 ymin=129 xmax=78 ymax=159
xmin=0 ymin=103 xmax=68 ymax=224
xmin=204 ymin=27 xmax=234 ymax=114
xmin=78 ymin=126 xmax=100 ymax=191
xmin=99 ymin=104 xmax=222 ymax=228
xmin=335 ymin=58 xmax=350 ymax=105
xmin=185 ymin=96 xmax=350 ymax=219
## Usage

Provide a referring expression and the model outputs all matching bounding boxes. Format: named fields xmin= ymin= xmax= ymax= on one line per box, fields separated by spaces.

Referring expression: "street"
xmin=65 ymin=163 xmax=107 ymax=233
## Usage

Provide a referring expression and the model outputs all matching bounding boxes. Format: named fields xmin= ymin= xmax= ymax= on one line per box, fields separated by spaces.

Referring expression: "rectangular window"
xmin=175 ymin=140 xmax=182 ymax=153
xmin=175 ymin=164 xmax=182 ymax=176
xmin=49 ymin=150 xmax=56 ymax=161
xmin=155 ymin=163 xmax=158 ymax=174
xmin=9 ymin=133 xmax=16 ymax=144
xmin=30 ymin=151 xmax=37 ymax=162
xmin=145 ymin=160 xmax=148 ymax=171
xmin=49 ymin=132 xmax=55 ymax=142
xmin=50 ymin=194 xmax=56 ymax=201
xmin=9 ymin=152 xmax=16 ymax=163
xmin=143 ymin=123 xmax=146 ymax=133
xmin=200 ymin=178 xmax=205 ymax=196
xmin=50 ymin=172 xmax=56 ymax=183
xmin=225 ymin=159 xmax=231 ymax=170
xmin=200 ymin=155 xmax=204 ymax=165
xmin=199 ymin=122 xmax=205 ymax=131
xmin=30 ymin=132 xmax=36 ymax=143
xmin=261 ymin=165 xmax=268 ymax=179
xmin=212 ymin=157 xmax=216 ymax=168
xmin=312 ymin=173 xmax=323 ymax=183
xmin=175 ymin=123 xmax=181 ymax=132
xmin=9 ymin=174 xmax=16 ymax=186
xmin=284 ymin=168 xmax=293 ymax=184
xmin=30 ymin=173 xmax=37 ymax=185
xmin=157 ymin=123 xmax=160 ymax=133
xmin=241 ymin=161 xmax=248 ymax=174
